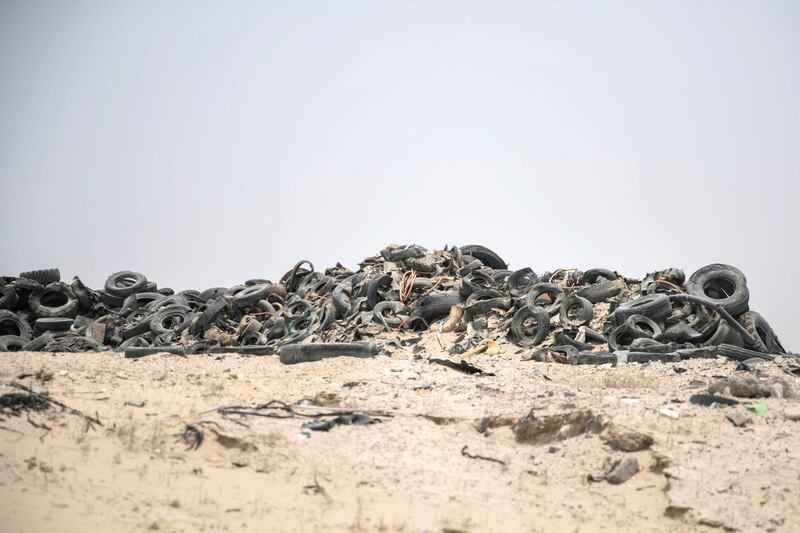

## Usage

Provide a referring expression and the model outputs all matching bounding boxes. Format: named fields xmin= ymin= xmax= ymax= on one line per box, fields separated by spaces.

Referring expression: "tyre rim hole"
xmin=703 ymin=278 xmax=734 ymax=300
xmin=41 ymin=292 xmax=68 ymax=307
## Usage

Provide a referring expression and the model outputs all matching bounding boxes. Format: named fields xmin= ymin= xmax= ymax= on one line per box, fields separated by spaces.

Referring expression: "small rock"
xmin=726 ymin=411 xmax=751 ymax=427
xmin=602 ymin=425 xmax=653 ymax=451
xmin=547 ymin=445 xmax=560 ymax=454
xmin=784 ymin=406 xmax=800 ymax=421
xmin=606 ymin=456 xmax=639 ymax=484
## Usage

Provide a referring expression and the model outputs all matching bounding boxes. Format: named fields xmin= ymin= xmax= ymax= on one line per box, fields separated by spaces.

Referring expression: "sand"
xmin=1 ymin=337 xmax=798 ymax=532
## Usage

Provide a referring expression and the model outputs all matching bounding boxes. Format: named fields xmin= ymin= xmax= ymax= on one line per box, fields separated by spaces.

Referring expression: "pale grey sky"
xmin=1 ymin=1 xmax=798 ymax=348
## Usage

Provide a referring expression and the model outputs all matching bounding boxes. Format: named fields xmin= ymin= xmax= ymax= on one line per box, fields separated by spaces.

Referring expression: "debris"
xmin=0 ymin=251 xmax=789 ymax=365
xmin=181 ymin=424 xmax=204 ymax=450
xmin=300 ymin=413 xmax=380 ymax=433
xmin=743 ymin=403 xmax=768 ymax=416
xmin=513 ymin=409 xmax=606 ymax=445
xmin=708 ymin=375 xmax=793 ymax=399
xmin=461 ymin=445 xmax=506 ymax=466
xmin=606 ymin=456 xmax=639 ymax=484
xmin=601 ymin=425 xmax=654 ymax=452
xmin=428 ymin=358 xmax=494 ymax=376
xmin=689 ymin=394 xmax=739 ymax=407
xmin=659 ymin=407 xmax=679 ymax=419
xmin=726 ymin=411 xmax=751 ymax=427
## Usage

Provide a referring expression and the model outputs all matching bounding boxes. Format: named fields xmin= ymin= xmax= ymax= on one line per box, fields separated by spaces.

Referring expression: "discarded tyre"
xmin=279 ymin=342 xmax=378 ymax=364
xmin=686 ymin=264 xmax=749 ymax=316
xmin=0 ymin=245 xmax=788 ymax=358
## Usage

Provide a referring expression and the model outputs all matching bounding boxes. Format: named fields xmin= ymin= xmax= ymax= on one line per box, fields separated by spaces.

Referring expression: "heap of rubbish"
xmin=0 ymin=244 xmax=791 ymax=365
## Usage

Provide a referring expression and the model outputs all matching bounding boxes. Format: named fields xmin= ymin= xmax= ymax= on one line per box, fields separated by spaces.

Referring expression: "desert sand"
xmin=1 ymin=335 xmax=798 ymax=532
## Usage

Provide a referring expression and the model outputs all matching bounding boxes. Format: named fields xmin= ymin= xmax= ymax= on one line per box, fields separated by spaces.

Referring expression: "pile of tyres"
xmin=0 ymin=244 xmax=789 ymax=362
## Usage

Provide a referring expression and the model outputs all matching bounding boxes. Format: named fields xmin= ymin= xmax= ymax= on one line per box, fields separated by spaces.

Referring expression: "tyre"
xmin=279 ymin=342 xmax=378 ymax=364
xmin=525 ymin=283 xmax=565 ymax=310
xmin=507 ymin=268 xmax=537 ymax=297
xmin=686 ymin=264 xmax=749 ymax=316
xmin=613 ymin=294 xmax=671 ymax=324
xmin=413 ymin=293 xmax=462 ymax=323
xmin=366 ymin=273 xmax=392 ymax=309
xmin=575 ymin=280 xmax=623 ymax=303
xmin=559 ymin=295 xmax=593 ymax=327
xmin=465 ymin=289 xmax=510 ymax=317
xmin=0 ymin=310 xmax=31 ymax=339
xmin=509 ymin=305 xmax=550 ymax=347
xmin=35 ymin=317 xmax=74 ymax=332
xmin=232 ymin=284 xmax=268 ymax=307
xmin=373 ymin=301 xmax=406 ymax=328
xmin=199 ymin=287 xmax=228 ymax=301
xmin=28 ymin=283 xmax=79 ymax=318
xmin=459 ymin=245 xmax=507 ymax=270
xmin=149 ymin=305 xmax=192 ymax=336
xmin=608 ymin=324 xmax=646 ymax=351
xmin=0 ymin=335 xmax=27 ymax=352
xmin=0 ymin=285 xmax=19 ymax=310
xmin=105 ymin=271 xmax=148 ymax=297
xmin=624 ymin=314 xmax=662 ymax=337
xmin=19 ymin=269 xmax=60 ymax=285
xmin=737 ymin=311 xmax=784 ymax=354
xmin=578 ymin=268 xmax=618 ymax=285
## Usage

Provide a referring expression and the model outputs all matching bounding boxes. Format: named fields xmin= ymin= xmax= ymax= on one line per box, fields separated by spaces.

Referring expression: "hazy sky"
xmin=1 ymin=1 xmax=798 ymax=348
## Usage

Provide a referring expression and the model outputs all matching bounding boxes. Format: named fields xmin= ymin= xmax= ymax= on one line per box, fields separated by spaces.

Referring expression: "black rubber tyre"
xmin=121 ymin=310 xmax=155 ymax=339
xmin=613 ymin=294 xmax=671 ymax=324
xmin=465 ymin=289 xmax=510 ymax=317
xmin=279 ymin=342 xmax=378 ymax=364
xmin=373 ymin=301 xmax=406 ymax=328
xmin=23 ymin=333 xmax=54 ymax=351
xmin=35 ymin=317 xmax=73 ymax=332
xmin=507 ymin=268 xmax=537 ymax=297
xmin=100 ymin=290 xmax=126 ymax=309
xmin=575 ymin=280 xmax=623 ymax=303
xmin=608 ymin=324 xmax=646 ymax=351
xmin=195 ymin=297 xmax=227 ymax=333
xmin=686 ymin=264 xmax=749 ymax=316
xmin=559 ymin=295 xmax=593 ymax=327
xmin=555 ymin=331 xmax=593 ymax=351
xmin=232 ymin=284 xmax=268 ymax=307
xmin=19 ymin=269 xmax=60 ymax=285
xmin=0 ymin=335 xmax=27 ymax=352
xmin=0 ymin=310 xmax=31 ymax=339
xmin=0 ymin=285 xmax=19 ymax=310
xmin=509 ymin=305 xmax=550 ymax=347
xmin=105 ymin=271 xmax=148 ymax=297
xmin=413 ymin=293 xmax=462 ymax=323
xmin=579 ymin=268 xmax=618 ymax=285
xmin=28 ymin=283 xmax=79 ymax=318
xmin=459 ymin=245 xmax=507 ymax=270
xmin=366 ymin=273 xmax=393 ymax=309
xmin=702 ymin=321 xmax=744 ymax=348
xmin=149 ymin=305 xmax=191 ymax=336
xmin=525 ymin=283 xmax=565 ymax=309
xmin=283 ymin=298 xmax=313 ymax=320
xmin=199 ymin=287 xmax=228 ymax=301
xmin=737 ymin=311 xmax=784 ymax=354
xmin=624 ymin=314 xmax=662 ymax=337
xmin=532 ymin=345 xmax=578 ymax=363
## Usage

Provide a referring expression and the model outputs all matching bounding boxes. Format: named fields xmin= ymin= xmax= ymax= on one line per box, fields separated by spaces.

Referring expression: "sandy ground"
xmin=1 ymin=336 xmax=799 ymax=532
